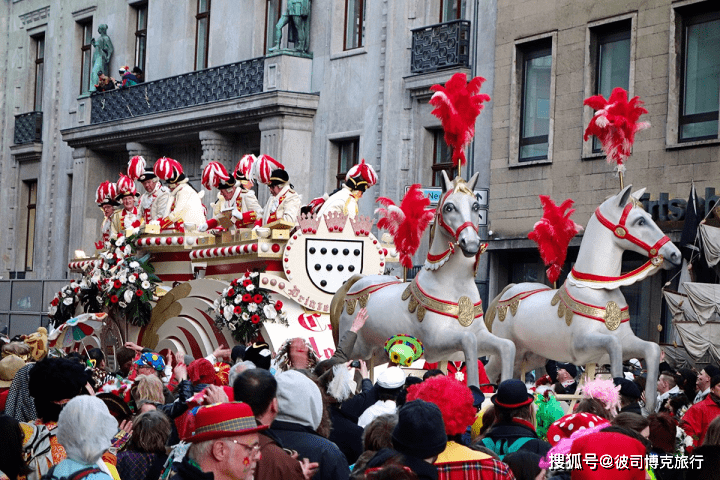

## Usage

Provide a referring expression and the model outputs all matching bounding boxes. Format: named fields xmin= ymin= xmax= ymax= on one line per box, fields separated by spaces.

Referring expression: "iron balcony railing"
xmin=90 ymin=57 xmax=265 ymax=124
xmin=411 ymin=20 xmax=471 ymax=74
xmin=14 ymin=111 xmax=43 ymax=144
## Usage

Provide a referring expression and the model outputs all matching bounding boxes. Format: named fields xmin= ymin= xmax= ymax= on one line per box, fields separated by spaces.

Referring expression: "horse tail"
xmin=330 ymin=274 xmax=364 ymax=346
xmin=485 ymin=283 xmax=516 ymax=333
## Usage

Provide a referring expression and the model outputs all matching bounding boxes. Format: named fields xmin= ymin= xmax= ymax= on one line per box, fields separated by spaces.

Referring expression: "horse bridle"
xmin=435 ymin=189 xmax=479 ymax=244
xmin=594 ymin=202 xmax=670 ymax=266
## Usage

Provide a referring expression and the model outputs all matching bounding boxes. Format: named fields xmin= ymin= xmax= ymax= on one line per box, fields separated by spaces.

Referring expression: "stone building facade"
xmin=0 ymin=0 xmax=497 ymax=331
xmin=488 ymin=0 xmax=720 ymax=343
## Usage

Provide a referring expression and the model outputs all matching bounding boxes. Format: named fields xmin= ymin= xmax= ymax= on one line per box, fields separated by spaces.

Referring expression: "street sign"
xmin=405 ymin=186 xmax=489 ymax=208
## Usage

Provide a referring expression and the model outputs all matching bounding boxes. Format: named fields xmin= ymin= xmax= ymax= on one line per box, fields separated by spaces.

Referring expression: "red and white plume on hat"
xmin=528 ymin=196 xmax=583 ymax=285
xmin=346 ymin=159 xmax=378 ymax=186
xmin=127 ymin=156 xmax=146 ymax=181
xmin=96 ymin=181 xmax=117 ymax=204
xmin=429 ymin=73 xmax=491 ymax=167
xmin=201 ymin=161 xmax=230 ymax=190
xmin=234 ymin=154 xmax=257 ymax=179
xmin=251 ymin=154 xmax=284 ymax=184
xmin=154 ymin=157 xmax=183 ymax=181
xmin=583 ymin=87 xmax=649 ymax=174
xmin=117 ymin=173 xmax=137 ymax=195
xmin=376 ymin=184 xmax=435 ymax=269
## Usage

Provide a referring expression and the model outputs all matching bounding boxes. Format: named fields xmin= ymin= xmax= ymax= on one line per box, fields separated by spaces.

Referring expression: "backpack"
xmin=40 ymin=466 xmax=101 ymax=480
xmin=480 ymin=436 xmax=533 ymax=460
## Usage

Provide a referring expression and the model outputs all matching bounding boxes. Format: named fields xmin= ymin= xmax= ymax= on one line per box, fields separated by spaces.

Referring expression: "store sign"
xmin=406 ymin=186 xmax=489 ymax=208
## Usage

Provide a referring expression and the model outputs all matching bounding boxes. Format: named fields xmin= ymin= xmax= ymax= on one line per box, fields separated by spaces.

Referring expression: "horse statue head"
xmin=590 ymin=185 xmax=681 ymax=270
xmin=432 ymin=171 xmax=483 ymax=259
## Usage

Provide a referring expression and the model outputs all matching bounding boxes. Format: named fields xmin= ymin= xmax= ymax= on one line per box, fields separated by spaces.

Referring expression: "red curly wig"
xmin=406 ymin=375 xmax=476 ymax=436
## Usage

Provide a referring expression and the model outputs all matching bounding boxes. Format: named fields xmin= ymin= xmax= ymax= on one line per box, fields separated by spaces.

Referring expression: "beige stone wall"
xmin=490 ymin=0 xmax=720 ymax=239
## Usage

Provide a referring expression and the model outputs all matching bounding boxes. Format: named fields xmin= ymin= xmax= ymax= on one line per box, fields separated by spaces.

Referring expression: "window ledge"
xmin=666 ymin=138 xmax=720 ymax=150
xmin=330 ymin=48 xmax=367 ymax=61
xmin=509 ymin=158 xmax=552 ymax=168
xmin=581 ymin=152 xmax=606 ymax=161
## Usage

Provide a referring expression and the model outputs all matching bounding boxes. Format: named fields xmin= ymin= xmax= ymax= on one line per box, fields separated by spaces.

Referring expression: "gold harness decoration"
xmin=486 ymin=288 xmax=551 ymax=325
xmin=344 ymin=281 xmax=402 ymax=316
xmin=402 ymin=279 xmax=483 ymax=327
xmin=551 ymin=286 xmax=629 ymax=331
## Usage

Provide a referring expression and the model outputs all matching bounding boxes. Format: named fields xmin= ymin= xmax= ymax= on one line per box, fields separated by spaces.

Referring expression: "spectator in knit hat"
xmin=694 ymin=365 xmax=719 ymax=404
xmin=364 ymin=400 xmax=447 ymax=480
xmin=176 ymin=402 xmax=265 ymax=480
xmin=480 ymin=379 xmax=551 ymax=458
xmin=358 ymin=367 xmax=406 ymax=428
xmin=114 ymin=347 xmax=136 ymax=379
xmin=406 ymin=376 xmax=514 ymax=480
xmin=682 ymin=373 xmax=720 ymax=451
xmin=614 ymin=377 xmax=643 ymax=415
xmin=233 ymin=368 xmax=317 ymax=480
xmin=268 ymin=370 xmax=350 ymax=480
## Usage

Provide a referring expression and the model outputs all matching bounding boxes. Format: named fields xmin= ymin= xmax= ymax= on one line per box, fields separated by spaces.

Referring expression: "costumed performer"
xmin=198 ymin=156 xmax=263 ymax=232
xmin=154 ymin=157 xmax=206 ymax=231
xmin=95 ymin=181 xmax=118 ymax=249
xmin=127 ymin=155 xmax=170 ymax=224
xmin=252 ymin=155 xmax=301 ymax=225
xmin=317 ymin=159 xmax=377 ymax=219
xmin=110 ymin=174 xmax=142 ymax=239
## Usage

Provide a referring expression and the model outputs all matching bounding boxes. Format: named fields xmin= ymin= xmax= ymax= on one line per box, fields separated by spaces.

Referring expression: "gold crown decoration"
xmin=298 ymin=213 xmax=321 ymax=234
xmin=350 ymin=215 xmax=373 ymax=237
xmin=324 ymin=212 xmax=348 ymax=233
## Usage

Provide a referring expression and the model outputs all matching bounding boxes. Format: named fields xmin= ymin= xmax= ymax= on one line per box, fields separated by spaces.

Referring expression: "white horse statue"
xmin=330 ymin=172 xmax=516 ymax=387
xmin=484 ymin=185 xmax=681 ymax=412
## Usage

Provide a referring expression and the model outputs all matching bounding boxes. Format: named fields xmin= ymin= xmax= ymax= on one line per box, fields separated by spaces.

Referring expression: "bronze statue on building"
xmin=270 ymin=0 xmax=311 ymax=53
xmin=90 ymin=24 xmax=114 ymax=92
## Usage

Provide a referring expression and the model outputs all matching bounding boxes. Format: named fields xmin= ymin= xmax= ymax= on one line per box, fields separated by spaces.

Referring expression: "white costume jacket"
xmin=166 ymin=181 xmax=206 ymax=227
xmin=110 ymin=206 xmax=143 ymax=238
xmin=139 ymin=182 xmax=171 ymax=223
xmin=317 ymin=185 xmax=362 ymax=219
xmin=261 ymin=184 xmax=301 ymax=225
xmin=212 ymin=187 xmax=262 ymax=228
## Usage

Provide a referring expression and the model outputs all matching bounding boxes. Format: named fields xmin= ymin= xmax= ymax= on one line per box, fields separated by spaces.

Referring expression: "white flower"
xmin=119 ymin=275 xmax=127 ymax=284
xmin=115 ymin=239 xmax=124 ymax=247
xmin=250 ymin=272 xmax=259 ymax=278
xmin=115 ymin=248 xmax=123 ymax=256
xmin=223 ymin=305 xmax=234 ymax=321
xmin=141 ymin=281 xmax=151 ymax=289
xmin=63 ymin=297 xmax=74 ymax=306
xmin=124 ymin=245 xmax=132 ymax=255
xmin=116 ymin=252 xmax=125 ymax=261
xmin=119 ymin=301 xmax=127 ymax=308
xmin=263 ymin=304 xmax=277 ymax=319
xmin=70 ymin=282 xmax=79 ymax=289
xmin=246 ymin=284 xmax=255 ymax=292
xmin=139 ymin=272 xmax=148 ymax=281
xmin=130 ymin=261 xmax=140 ymax=269
xmin=247 ymin=303 xmax=258 ymax=313
xmin=128 ymin=274 xmax=137 ymax=283
xmin=96 ymin=296 xmax=103 ymax=304
xmin=242 ymin=312 xmax=250 ymax=321
xmin=234 ymin=296 xmax=242 ymax=304
xmin=102 ymin=263 xmax=109 ymax=271
xmin=123 ymin=289 xmax=135 ymax=303
xmin=222 ymin=288 xmax=229 ymax=297
xmin=49 ymin=305 xmax=57 ymax=315
xmin=229 ymin=323 xmax=236 ymax=331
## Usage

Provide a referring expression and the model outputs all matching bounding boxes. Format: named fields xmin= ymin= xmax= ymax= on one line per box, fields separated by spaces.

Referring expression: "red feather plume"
xmin=375 ymin=185 xmax=435 ymax=269
xmin=583 ymin=87 xmax=649 ymax=173
xmin=528 ymin=196 xmax=583 ymax=284
xmin=429 ymin=73 xmax=491 ymax=167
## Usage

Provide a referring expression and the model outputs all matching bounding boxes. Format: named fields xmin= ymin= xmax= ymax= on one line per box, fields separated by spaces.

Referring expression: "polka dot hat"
xmin=546 ymin=412 xmax=608 ymax=446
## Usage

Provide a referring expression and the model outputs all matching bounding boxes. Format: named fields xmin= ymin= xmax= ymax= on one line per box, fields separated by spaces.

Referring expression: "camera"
xmin=350 ymin=360 xmax=361 ymax=368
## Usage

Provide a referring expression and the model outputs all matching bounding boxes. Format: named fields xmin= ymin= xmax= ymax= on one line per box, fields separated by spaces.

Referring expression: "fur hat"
xmin=183 ymin=402 xmax=268 ymax=443
xmin=392 ymin=400 xmax=448 ymax=459
xmin=407 ymin=375 xmax=476 ymax=436
xmin=28 ymin=356 xmax=91 ymax=403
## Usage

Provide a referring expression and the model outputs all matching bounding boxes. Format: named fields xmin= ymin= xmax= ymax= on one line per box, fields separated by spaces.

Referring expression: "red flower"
xmin=242 ymin=293 xmax=252 ymax=302
xmin=243 ymin=279 xmax=252 ymax=287
xmin=234 ymin=306 xmax=243 ymax=314
xmin=251 ymin=314 xmax=260 ymax=324
xmin=275 ymin=300 xmax=283 ymax=310
xmin=136 ymin=289 xmax=144 ymax=297
xmin=227 ymin=288 xmax=235 ymax=297
xmin=110 ymin=295 xmax=119 ymax=303
xmin=74 ymin=287 xmax=80 ymax=293
xmin=114 ymin=280 xmax=122 ymax=289
xmin=51 ymin=298 xmax=59 ymax=307
xmin=244 ymin=271 xmax=250 ymax=278
xmin=253 ymin=294 xmax=264 ymax=304
xmin=231 ymin=279 xmax=238 ymax=286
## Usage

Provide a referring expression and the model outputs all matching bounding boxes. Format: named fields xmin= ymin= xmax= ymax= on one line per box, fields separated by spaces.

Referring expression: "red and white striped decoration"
xmin=201 ymin=161 xmax=230 ymax=190
xmin=189 ymin=243 xmax=259 ymax=260
xmin=251 ymin=154 xmax=284 ymax=184
xmin=135 ymin=236 xmax=187 ymax=247
xmin=128 ymin=156 xmax=146 ymax=180
xmin=68 ymin=259 xmax=100 ymax=271
xmin=96 ymin=181 xmax=118 ymax=205
xmin=234 ymin=154 xmax=257 ymax=179
xmin=117 ymin=173 xmax=137 ymax=195
xmin=154 ymin=157 xmax=183 ymax=181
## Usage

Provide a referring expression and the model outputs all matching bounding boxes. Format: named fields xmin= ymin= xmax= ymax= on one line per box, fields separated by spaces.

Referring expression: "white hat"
xmin=377 ymin=366 xmax=406 ymax=389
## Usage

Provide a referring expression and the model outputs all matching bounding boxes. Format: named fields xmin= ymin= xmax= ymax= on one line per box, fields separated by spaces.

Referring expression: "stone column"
xmin=126 ymin=142 xmax=158 ymax=164
xmin=199 ymin=131 xmax=234 ymax=213
xmin=258 ymin=115 xmax=314 ymax=206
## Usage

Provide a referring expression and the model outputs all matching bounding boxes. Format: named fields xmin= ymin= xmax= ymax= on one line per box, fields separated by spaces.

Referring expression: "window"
xmin=33 ymin=35 xmax=45 ymax=111
xmin=592 ymin=21 xmax=631 ymax=152
xmin=79 ymin=20 xmax=93 ymax=94
xmin=135 ymin=5 xmax=148 ymax=73
xmin=336 ymin=139 xmax=359 ymax=189
xmin=431 ymin=130 xmax=454 ymax=186
xmin=344 ymin=0 xmax=366 ymax=50
xmin=25 ymin=181 xmax=37 ymax=272
xmin=519 ymin=40 xmax=552 ymax=161
xmin=195 ymin=0 xmax=211 ymax=70
xmin=440 ymin=0 xmax=466 ymax=22
xmin=680 ymin=10 xmax=720 ymax=142
xmin=265 ymin=0 xmax=282 ymax=53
